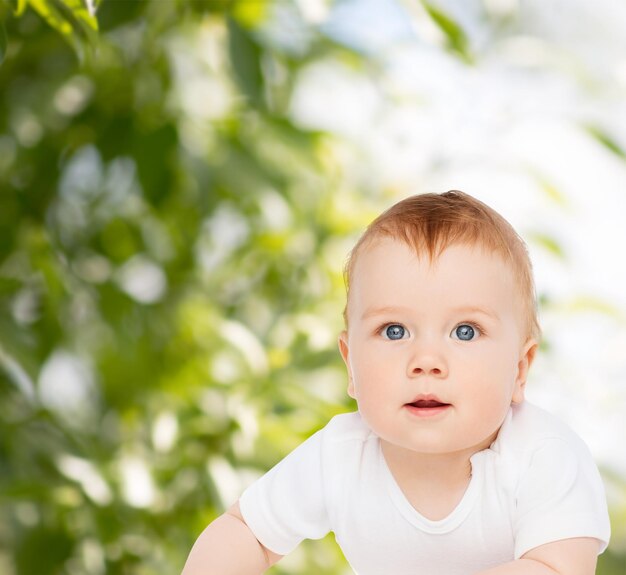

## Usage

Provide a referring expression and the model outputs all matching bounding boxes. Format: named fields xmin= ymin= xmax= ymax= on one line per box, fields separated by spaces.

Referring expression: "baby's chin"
xmin=375 ymin=420 xmax=502 ymax=458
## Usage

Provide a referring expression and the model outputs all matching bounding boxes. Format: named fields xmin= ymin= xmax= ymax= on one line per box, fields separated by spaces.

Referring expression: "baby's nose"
xmin=412 ymin=366 xmax=443 ymax=375
xmin=407 ymin=347 xmax=448 ymax=378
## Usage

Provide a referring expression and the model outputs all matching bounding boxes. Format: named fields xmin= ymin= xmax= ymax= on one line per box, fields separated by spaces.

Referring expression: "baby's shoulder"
xmin=494 ymin=401 xmax=586 ymax=459
xmin=322 ymin=411 xmax=375 ymax=444
xmin=311 ymin=412 xmax=379 ymax=486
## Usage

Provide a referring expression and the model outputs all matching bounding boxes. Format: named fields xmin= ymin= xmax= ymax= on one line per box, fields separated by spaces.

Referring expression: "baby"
xmin=182 ymin=191 xmax=610 ymax=575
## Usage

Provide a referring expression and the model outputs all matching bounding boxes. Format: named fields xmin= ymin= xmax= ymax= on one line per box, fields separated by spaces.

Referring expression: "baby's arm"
xmin=475 ymin=537 xmax=600 ymax=575
xmin=181 ymin=501 xmax=284 ymax=575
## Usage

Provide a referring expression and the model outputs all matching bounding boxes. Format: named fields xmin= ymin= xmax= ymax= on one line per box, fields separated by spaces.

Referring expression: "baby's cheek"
xmin=352 ymin=350 xmax=380 ymax=375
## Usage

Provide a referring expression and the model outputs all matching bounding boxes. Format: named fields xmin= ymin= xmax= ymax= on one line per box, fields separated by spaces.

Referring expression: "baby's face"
xmin=338 ymin=238 xmax=537 ymax=456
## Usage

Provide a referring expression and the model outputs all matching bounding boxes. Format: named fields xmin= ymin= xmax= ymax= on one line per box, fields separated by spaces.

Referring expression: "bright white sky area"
xmin=283 ymin=0 xmax=626 ymax=482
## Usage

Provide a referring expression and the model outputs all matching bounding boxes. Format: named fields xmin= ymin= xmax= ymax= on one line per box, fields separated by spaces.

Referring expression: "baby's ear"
xmin=512 ymin=338 xmax=538 ymax=404
xmin=338 ymin=331 xmax=355 ymax=398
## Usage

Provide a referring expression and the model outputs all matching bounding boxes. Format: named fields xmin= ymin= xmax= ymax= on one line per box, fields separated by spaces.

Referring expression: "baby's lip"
xmin=406 ymin=394 xmax=451 ymax=407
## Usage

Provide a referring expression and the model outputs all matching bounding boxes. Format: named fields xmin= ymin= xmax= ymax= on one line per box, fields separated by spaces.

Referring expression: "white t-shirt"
xmin=239 ymin=401 xmax=611 ymax=575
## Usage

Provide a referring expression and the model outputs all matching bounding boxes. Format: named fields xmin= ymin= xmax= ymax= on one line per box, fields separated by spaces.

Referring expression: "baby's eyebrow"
xmin=361 ymin=305 xmax=412 ymax=321
xmin=361 ymin=305 xmax=500 ymax=321
xmin=448 ymin=305 xmax=500 ymax=320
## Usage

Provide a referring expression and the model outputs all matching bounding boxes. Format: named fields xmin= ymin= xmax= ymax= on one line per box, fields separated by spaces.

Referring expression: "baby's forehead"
xmin=349 ymin=239 xmax=525 ymax=321
xmin=349 ymin=238 xmax=521 ymax=301
xmin=356 ymin=236 xmax=509 ymax=269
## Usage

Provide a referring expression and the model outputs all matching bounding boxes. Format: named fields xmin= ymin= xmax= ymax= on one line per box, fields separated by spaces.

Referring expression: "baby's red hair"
xmin=342 ymin=190 xmax=541 ymax=343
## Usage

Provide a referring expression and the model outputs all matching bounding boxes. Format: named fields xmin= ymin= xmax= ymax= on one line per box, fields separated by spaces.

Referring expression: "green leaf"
xmin=2 ymin=0 xmax=28 ymax=16
xmin=584 ymin=124 xmax=626 ymax=160
xmin=528 ymin=232 xmax=566 ymax=260
xmin=530 ymin=172 xmax=569 ymax=206
xmin=29 ymin=0 xmax=73 ymax=35
xmin=22 ymin=0 xmax=99 ymax=61
xmin=227 ymin=16 xmax=265 ymax=109
xmin=423 ymin=2 xmax=472 ymax=63
xmin=61 ymin=0 xmax=98 ymax=31
xmin=0 ymin=22 xmax=7 ymax=66
xmin=232 ymin=0 xmax=268 ymax=29
xmin=563 ymin=295 xmax=622 ymax=318
xmin=12 ymin=0 xmax=28 ymax=16
xmin=539 ymin=182 xmax=567 ymax=206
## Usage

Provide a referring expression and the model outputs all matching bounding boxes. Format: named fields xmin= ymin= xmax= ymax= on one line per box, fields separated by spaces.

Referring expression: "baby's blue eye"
xmin=453 ymin=324 xmax=478 ymax=341
xmin=381 ymin=324 xmax=408 ymax=340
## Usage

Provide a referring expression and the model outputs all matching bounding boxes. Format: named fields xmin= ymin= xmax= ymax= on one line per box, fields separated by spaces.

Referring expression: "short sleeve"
xmin=239 ymin=427 xmax=330 ymax=555
xmin=513 ymin=437 xmax=611 ymax=559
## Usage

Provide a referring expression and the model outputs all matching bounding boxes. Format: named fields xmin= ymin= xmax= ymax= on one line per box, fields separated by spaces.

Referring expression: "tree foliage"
xmin=0 ymin=1 xmax=363 ymax=573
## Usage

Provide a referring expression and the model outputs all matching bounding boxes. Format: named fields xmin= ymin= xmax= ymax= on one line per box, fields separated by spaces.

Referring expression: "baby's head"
xmin=342 ymin=190 xmax=540 ymax=345
xmin=338 ymin=191 xmax=541 ymax=455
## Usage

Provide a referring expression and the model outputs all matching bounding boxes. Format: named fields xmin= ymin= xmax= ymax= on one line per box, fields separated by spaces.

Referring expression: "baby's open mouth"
xmin=406 ymin=400 xmax=450 ymax=408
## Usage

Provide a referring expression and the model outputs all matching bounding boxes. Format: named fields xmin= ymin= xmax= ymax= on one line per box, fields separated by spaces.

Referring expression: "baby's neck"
xmin=379 ymin=438 xmax=495 ymax=520
xmin=380 ymin=429 xmax=497 ymax=488
xmin=381 ymin=441 xmax=471 ymax=487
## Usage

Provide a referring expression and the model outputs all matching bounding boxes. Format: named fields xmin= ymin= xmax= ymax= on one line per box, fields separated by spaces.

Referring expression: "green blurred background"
xmin=1 ymin=1 xmax=624 ymax=574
